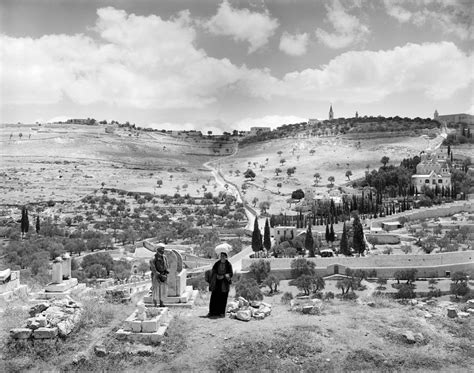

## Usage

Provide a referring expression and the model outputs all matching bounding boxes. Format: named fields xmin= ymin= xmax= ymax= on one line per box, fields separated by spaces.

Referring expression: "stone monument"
xmin=42 ymin=254 xmax=84 ymax=298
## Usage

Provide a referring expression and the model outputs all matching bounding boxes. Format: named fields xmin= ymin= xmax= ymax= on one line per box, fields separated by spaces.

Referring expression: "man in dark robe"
xmin=208 ymin=252 xmax=233 ymax=317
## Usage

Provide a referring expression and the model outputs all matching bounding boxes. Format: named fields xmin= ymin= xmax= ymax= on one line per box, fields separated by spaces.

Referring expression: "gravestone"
xmin=142 ymin=244 xmax=198 ymax=308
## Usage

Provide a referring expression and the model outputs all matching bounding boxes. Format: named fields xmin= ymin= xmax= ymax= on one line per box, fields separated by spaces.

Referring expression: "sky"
xmin=0 ymin=0 xmax=473 ymax=134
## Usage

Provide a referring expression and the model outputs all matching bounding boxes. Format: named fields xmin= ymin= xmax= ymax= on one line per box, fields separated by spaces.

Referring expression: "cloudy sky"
xmin=1 ymin=0 xmax=473 ymax=133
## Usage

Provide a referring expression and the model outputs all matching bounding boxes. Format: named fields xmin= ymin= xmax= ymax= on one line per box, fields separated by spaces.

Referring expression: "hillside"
xmin=0 ymin=121 xmax=448 ymax=211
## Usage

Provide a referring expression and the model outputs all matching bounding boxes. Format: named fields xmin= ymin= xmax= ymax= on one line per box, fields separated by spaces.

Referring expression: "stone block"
xmin=34 ymin=327 xmax=58 ymax=339
xmin=142 ymin=320 xmax=158 ymax=333
xmin=10 ymin=328 xmax=32 ymax=339
xmin=130 ymin=321 xmax=142 ymax=333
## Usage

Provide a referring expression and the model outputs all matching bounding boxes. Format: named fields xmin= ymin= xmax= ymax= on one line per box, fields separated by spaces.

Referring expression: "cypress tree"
xmin=325 ymin=224 xmax=330 ymax=243
xmin=20 ymin=206 xmax=29 ymax=237
xmin=35 ymin=216 xmax=40 ymax=234
xmin=305 ymin=224 xmax=315 ymax=257
xmin=340 ymin=222 xmax=350 ymax=256
xmin=352 ymin=213 xmax=366 ymax=255
xmin=251 ymin=217 xmax=263 ymax=253
xmin=330 ymin=223 xmax=335 ymax=243
xmin=263 ymin=218 xmax=271 ymax=252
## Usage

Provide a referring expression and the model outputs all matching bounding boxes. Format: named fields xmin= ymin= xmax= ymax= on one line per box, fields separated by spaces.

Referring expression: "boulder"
xmin=367 ymin=301 xmax=376 ymax=307
xmin=447 ymin=307 xmax=458 ymax=318
xmin=458 ymin=312 xmax=470 ymax=318
xmin=302 ymin=305 xmax=314 ymax=315
xmin=43 ymin=306 xmax=66 ymax=325
xmin=29 ymin=302 xmax=50 ymax=317
xmin=236 ymin=309 xmax=251 ymax=322
xmin=424 ymin=312 xmax=433 ymax=319
xmin=466 ymin=299 xmax=474 ymax=309
xmin=237 ymin=297 xmax=249 ymax=308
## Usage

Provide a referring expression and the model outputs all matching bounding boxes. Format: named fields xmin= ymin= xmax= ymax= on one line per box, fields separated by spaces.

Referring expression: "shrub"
xmin=324 ymin=291 xmax=335 ymax=300
xmin=234 ymin=278 xmax=263 ymax=301
xmin=341 ymin=291 xmax=358 ymax=300
xmin=396 ymin=284 xmax=416 ymax=299
xmin=281 ymin=291 xmax=293 ymax=304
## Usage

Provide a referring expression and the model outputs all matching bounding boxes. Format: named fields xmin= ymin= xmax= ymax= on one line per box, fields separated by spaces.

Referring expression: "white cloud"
xmin=315 ymin=0 xmax=370 ymax=49
xmin=205 ymin=0 xmax=279 ymax=53
xmin=279 ymin=32 xmax=309 ymax=56
xmin=0 ymin=7 xmax=250 ymax=109
xmin=383 ymin=0 xmax=473 ymax=40
xmin=254 ymin=42 xmax=474 ymax=103
xmin=234 ymin=115 xmax=308 ymax=131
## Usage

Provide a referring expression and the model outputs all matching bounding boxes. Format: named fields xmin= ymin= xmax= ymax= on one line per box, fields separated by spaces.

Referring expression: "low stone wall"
xmin=241 ymin=251 xmax=474 ymax=279
xmin=10 ymin=298 xmax=83 ymax=341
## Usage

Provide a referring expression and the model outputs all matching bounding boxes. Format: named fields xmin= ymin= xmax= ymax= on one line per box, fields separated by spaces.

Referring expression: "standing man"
xmin=149 ymin=243 xmax=169 ymax=307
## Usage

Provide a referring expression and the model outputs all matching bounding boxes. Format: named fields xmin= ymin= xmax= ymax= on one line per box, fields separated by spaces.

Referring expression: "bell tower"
xmin=329 ymin=104 xmax=334 ymax=120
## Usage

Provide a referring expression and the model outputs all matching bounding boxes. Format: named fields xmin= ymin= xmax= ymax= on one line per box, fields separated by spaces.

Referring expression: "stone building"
xmin=411 ymin=150 xmax=451 ymax=192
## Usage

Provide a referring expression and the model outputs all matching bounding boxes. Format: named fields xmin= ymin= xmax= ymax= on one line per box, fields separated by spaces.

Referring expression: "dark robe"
xmin=209 ymin=260 xmax=233 ymax=316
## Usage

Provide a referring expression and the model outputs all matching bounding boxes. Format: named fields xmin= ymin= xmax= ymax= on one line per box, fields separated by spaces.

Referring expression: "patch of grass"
xmin=76 ymin=299 xmax=119 ymax=330
xmin=215 ymin=326 xmax=323 ymax=372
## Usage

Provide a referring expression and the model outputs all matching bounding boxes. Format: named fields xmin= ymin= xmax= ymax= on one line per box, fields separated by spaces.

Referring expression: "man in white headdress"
xmin=149 ymin=243 xmax=169 ymax=307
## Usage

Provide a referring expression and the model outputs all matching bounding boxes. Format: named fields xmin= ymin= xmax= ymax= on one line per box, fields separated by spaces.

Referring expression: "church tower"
xmin=434 ymin=110 xmax=439 ymax=120
xmin=329 ymin=104 xmax=334 ymax=120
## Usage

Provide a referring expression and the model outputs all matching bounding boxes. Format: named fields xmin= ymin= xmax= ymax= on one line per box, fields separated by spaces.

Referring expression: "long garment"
xmin=150 ymin=253 xmax=169 ymax=304
xmin=209 ymin=260 xmax=233 ymax=316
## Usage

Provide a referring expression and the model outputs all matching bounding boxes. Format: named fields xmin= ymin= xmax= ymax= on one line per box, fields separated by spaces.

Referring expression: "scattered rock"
xmin=458 ymin=312 xmax=470 ymax=318
xmin=424 ymin=312 xmax=433 ymax=319
xmin=367 ymin=301 xmax=376 ymax=307
xmin=401 ymin=331 xmax=416 ymax=344
xmin=447 ymin=307 xmax=458 ymax=318
xmin=94 ymin=345 xmax=107 ymax=357
xmin=466 ymin=299 xmax=474 ymax=309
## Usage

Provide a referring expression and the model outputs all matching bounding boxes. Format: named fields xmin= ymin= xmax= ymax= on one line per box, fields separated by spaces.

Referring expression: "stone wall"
xmin=241 ymin=251 xmax=474 ymax=279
